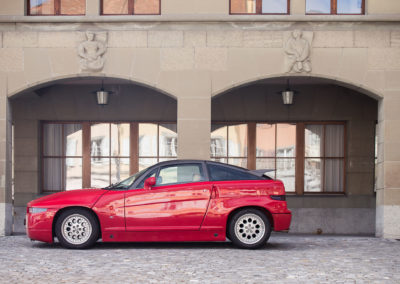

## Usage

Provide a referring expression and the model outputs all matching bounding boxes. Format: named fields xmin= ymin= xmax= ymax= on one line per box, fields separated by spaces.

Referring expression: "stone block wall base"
xmin=13 ymin=206 xmax=26 ymax=234
xmin=289 ymin=208 xmax=375 ymax=235
xmin=0 ymin=203 xmax=13 ymax=236
xmin=376 ymin=205 xmax=400 ymax=239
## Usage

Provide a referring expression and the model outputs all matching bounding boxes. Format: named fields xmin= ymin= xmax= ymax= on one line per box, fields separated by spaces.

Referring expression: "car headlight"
xmin=29 ymin=207 xmax=48 ymax=214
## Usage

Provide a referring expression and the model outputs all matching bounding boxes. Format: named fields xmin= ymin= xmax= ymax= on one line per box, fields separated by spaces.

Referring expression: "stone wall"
xmin=0 ymin=18 xmax=399 ymax=237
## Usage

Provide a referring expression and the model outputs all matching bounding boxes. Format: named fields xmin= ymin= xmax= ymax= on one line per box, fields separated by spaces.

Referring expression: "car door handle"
xmin=203 ymin=189 xmax=208 ymax=192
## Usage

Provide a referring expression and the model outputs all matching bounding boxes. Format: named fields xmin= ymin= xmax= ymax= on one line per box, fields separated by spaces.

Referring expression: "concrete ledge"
xmin=0 ymin=202 xmax=12 ymax=236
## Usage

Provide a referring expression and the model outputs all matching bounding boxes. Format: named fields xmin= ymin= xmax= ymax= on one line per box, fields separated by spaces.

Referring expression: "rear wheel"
xmin=228 ymin=208 xmax=271 ymax=249
xmin=55 ymin=208 xmax=99 ymax=249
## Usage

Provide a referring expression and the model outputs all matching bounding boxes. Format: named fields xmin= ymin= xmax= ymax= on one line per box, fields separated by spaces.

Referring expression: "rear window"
xmin=208 ymin=163 xmax=261 ymax=181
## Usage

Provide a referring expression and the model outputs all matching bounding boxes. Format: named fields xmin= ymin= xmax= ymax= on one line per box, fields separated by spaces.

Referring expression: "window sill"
xmin=1 ymin=14 xmax=400 ymax=23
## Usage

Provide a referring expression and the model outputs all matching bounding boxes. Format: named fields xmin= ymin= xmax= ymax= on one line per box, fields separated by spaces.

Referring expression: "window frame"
xmin=229 ymin=0 xmax=290 ymax=15
xmin=28 ymin=0 xmax=86 ymax=16
xmin=100 ymin=0 xmax=161 ymax=15
xmin=41 ymin=120 xmax=176 ymax=193
xmin=305 ymin=0 xmax=365 ymax=15
xmin=212 ymin=121 xmax=347 ymax=195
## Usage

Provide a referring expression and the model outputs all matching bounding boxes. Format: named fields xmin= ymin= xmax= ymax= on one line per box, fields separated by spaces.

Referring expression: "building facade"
xmin=0 ymin=0 xmax=399 ymax=239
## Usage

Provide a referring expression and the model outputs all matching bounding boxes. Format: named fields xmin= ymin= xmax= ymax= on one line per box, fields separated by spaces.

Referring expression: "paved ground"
xmin=0 ymin=233 xmax=399 ymax=283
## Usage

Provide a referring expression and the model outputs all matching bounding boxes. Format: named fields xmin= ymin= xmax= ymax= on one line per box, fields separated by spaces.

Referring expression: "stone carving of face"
xmin=86 ymin=32 xmax=94 ymax=41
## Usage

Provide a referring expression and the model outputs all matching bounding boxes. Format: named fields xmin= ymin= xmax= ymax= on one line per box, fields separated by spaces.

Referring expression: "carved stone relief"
xmin=284 ymin=30 xmax=313 ymax=73
xmin=78 ymin=31 xmax=107 ymax=72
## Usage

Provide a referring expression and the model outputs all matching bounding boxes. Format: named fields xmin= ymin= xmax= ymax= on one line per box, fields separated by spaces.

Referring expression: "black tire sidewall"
xmin=55 ymin=208 xmax=99 ymax=249
xmin=228 ymin=208 xmax=271 ymax=249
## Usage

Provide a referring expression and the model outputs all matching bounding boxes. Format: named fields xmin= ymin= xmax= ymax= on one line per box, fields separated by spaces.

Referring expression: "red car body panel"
xmin=26 ymin=178 xmax=291 ymax=244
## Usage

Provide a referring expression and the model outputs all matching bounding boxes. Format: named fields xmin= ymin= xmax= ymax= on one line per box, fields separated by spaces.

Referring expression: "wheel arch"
xmin=226 ymin=206 xmax=274 ymax=238
xmin=52 ymin=206 xmax=102 ymax=240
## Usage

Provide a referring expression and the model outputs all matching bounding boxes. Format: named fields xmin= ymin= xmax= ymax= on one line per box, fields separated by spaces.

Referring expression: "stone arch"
xmin=212 ymin=73 xmax=383 ymax=101
xmin=7 ymin=73 xmax=178 ymax=100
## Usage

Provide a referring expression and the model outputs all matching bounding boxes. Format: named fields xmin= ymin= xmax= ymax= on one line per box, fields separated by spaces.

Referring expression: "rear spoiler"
xmin=249 ymin=169 xmax=275 ymax=178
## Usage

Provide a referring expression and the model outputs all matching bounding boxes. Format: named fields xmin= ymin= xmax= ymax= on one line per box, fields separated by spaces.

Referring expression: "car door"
xmin=124 ymin=163 xmax=212 ymax=231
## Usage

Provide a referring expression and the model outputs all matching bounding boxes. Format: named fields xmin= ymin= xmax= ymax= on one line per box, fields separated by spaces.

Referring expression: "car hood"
xmin=27 ymin=188 xmax=108 ymax=209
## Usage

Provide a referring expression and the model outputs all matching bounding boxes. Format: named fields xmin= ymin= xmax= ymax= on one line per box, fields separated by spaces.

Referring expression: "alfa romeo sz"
xmin=27 ymin=160 xmax=291 ymax=249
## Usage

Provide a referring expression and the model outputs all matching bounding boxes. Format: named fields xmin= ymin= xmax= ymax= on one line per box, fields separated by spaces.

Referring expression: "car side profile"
xmin=26 ymin=160 xmax=292 ymax=249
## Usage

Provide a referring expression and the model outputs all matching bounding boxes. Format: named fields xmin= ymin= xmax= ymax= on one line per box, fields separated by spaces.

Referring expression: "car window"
xmin=156 ymin=164 xmax=205 ymax=186
xmin=208 ymin=163 xmax=261 ymax=181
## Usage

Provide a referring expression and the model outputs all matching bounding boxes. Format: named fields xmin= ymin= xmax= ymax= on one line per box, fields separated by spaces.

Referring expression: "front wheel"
xmin=55 ymin=209 xmax=99 ymax=249
xmin=228 ymin=208 xmax=271 ymax=249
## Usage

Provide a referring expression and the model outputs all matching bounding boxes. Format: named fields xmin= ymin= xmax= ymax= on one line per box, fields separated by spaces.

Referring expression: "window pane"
xmin=305 ymin=158 xmax=323 ymax=192
xmin=325 ymin=125 xmax=344 ymax=157
xmin=211 ymin=158 xmax=227 ymax=164
xmin=324 ymin=159 xmax=344 ymax=192
xmin=43 ymin=124 xmax=62 ymax=156
xmin=91 ymin=124 xmax=110 ymax=157
xmin=306 ymin=0 xmax=331 ymax=14
xmin=256 ymin=158 xmax=275 ymax=173
xmin=276 ymin=159 xmax=295 ymax=192
xmin=111 ymin=123 xmax=130 ymax=156
xmin=60 ymin=0 xmax=85 ymax=15
xmin=91 ymin=158 xmax=110 ymax=188
xmin=102 ymin=0 xmax=129 ymax=14
xmin=277 ymin=124 xmax=296 ymax=158
xmin=134 ymin=0 xmax=160 ymax=14
xmin=228 ymin=158 xmax=247 ymax=168
xmin=139 ymin=123 xmax=158 ymax=156
xmin=157 ymin=164 xmax=204 ymax=186
xmin=262 ymin=0 xmax=288 ymax=13
xmin=64 ymin=124 xmax=82 ymax=157
xmin=231 ymin=0 xmax=256 ymax=13
xmin=337 ymin=0 xmax=363 ymax=14
xmin=111 ymin=158 xmax=130 ymax=184
xmin=256 ymin=124 xmax=275 ymax=157
xmin=211 ymin=125 xmax=227 ymax=157
xmin=30 ymin=0 xmax=55 ymax=15
xmin=139 ymin=158 xmax=158 ymax=171
xmin=305 ymin=125 xmax=324 ymax=157
xmin=65 ymin=158 xmax=82 ymax=190
xmin=228 ymin=124 xmax=247 ymax=157
xmin=208 ymin=164 xmax=260 ymax=181
xmin=159 ymin=124 xmax=177 ymax=157
xmin=43 ymin=158 xmax=63 ymax=191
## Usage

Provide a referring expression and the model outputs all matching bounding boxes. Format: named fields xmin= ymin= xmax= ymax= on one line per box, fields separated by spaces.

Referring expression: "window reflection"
xmin=231 ymin=0 xmax=256 ymax=14
xmin=60 ymin=0 xmax=85 ymax=15
xmin=262 ymin=0 xmax=288 ymax=13
xmin=337 ymin=0 xmax=362 ymax=14
xmin=30 ymin=0 xmax=55 ymax=15
xmin=134 ymin=0 xmax=160 ymax=14
xmin=102 ymin=0 xmax=129 ymax=14
xmin=306 ymin=0 xmax=331 ymax=14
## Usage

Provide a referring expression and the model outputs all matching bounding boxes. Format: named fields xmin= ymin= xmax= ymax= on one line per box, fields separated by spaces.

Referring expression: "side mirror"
xmin=144 ymin=177 xmax=156 ymax=190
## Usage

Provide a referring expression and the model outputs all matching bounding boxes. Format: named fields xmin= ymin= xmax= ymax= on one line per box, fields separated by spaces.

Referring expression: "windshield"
xmin=104 ymin=168 xmax=147 ymax=190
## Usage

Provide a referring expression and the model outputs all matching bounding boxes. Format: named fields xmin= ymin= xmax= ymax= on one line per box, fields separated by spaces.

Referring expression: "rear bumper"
xmin=272 ymin=212 xmax=292 ymax=231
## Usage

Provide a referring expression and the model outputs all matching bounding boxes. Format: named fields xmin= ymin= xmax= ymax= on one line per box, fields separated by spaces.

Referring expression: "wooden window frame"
xmin=28 ymin=0 xmax=86 ymax=16
xmin=305 ymin=0 xmax=365 ymax=15
xmin=41 ymin=123 xmax=84 ymax=192
xmin=229 ymin=0 xmax=290 ymax=15
xmin=100 ymin=0 xmax=161 ymax=15
xmin=213 ymin=121 xmax=347 ymax=195
xmin=41 ymin=121 xmax=176 ymax=193
xmin=302 ymin=122 xmax=346 ymax=195
xmin=211 ymin=123 xmax=249 ymax=168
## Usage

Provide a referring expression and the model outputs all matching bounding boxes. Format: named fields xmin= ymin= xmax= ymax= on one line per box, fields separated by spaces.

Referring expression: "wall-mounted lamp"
xmin=95 ymin=81 xmax=113 ymax=105
xmin=280 ymin=79 xmax=297 ymax=105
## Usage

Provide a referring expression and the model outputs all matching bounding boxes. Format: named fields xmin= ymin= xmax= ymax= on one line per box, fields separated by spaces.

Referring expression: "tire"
xmin=228 ymin=208 xmax=271 ymax=249
xmin=55 ymin=208 xmax=99 ymax=249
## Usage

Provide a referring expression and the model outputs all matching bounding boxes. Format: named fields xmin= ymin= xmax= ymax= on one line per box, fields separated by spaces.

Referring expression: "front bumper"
xmin=26 ymin=209 xmax=57 ymax=243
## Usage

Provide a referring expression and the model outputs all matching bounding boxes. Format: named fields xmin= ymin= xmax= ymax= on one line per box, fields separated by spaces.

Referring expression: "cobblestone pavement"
xmin=0 ymin=233 xmax=399 ymax=283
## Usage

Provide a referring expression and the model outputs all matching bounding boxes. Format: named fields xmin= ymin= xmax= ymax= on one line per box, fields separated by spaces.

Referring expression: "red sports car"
xmin=27 ymin=160 xmax=291 ymax=249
